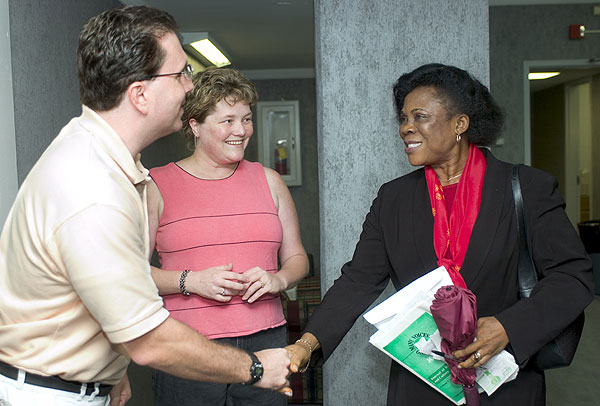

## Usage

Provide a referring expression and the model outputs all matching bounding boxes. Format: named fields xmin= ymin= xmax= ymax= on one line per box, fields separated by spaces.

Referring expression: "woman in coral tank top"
xmin=147 ymin=67 xmax=309 ymax=406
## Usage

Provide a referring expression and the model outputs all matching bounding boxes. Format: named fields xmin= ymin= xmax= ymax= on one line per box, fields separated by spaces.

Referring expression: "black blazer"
xmin=306 ymin=150 xmax=594 ymax=405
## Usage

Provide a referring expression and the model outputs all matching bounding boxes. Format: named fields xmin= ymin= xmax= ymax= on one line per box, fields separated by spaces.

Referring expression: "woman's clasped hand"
xmin=181 ymin=264 xmax=292 ymax=303
xmin=182 ymin=263 xmax=247 ymax=302
xmin=454 ymin=316 xmax=510 ymax=369
xmin=241 ymin=266 xmax=287 ymax=303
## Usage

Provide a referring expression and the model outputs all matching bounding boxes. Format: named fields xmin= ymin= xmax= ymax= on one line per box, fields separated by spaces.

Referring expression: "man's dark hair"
xmin=77 ymin=6 xmax=178 ymax=111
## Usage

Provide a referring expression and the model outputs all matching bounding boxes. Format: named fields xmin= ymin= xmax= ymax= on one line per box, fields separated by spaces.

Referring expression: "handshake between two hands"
xmin=253 ymin=339 xmax=314 ymax=397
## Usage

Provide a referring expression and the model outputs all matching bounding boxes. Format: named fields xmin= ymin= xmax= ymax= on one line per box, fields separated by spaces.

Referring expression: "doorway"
xmin=524 ymin=59 xmax=600 ymax=226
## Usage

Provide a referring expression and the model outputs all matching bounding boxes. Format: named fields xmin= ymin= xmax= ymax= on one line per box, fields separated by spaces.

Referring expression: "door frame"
xmin=565 ymin=79 xmax=593 ymax=224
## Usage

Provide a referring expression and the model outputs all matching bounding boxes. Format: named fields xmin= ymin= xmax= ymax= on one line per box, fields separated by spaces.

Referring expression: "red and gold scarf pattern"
xmin=425 ymin=144 xmax=486 ymax=288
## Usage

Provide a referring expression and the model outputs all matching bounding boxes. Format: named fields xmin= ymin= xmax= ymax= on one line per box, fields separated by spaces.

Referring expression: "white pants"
xmin=0 ymin=372 xmax=110 ymax=406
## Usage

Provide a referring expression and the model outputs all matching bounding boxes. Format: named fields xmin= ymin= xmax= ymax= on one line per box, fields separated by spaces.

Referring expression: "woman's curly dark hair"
xmin=392 ymin=63 xmax=504 ymax=146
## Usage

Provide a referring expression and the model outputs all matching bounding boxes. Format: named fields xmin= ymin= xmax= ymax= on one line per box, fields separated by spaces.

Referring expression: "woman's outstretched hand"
xmin=285 ymin=333 xmax=319 ymax=373
xmin=185 ymin=263 xmax=249 ymax=302
xmin=286 ymin=343 xmax=310 ymax=373
xmin=453 ymin=316 xmax=509 ymax=369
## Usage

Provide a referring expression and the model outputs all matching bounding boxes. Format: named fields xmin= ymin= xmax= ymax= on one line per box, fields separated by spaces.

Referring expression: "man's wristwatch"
xmin=243 ymin=352 xmax=264 ymax=385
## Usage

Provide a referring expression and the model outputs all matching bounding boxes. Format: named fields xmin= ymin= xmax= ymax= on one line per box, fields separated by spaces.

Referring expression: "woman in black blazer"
xmin=287 ymin=64 xmax=594 ymax=405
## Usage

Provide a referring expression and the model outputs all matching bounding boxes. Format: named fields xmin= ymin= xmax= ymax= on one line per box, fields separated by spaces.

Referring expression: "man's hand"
xmin=109 ymin=373 xmax=131 ymax=406
xmin=253 ymin=348 xmax=292 ymax=397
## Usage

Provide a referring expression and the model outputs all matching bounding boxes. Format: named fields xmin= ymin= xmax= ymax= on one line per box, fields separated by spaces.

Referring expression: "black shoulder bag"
xmin=511 ymin=165 xmax=585 ymax=369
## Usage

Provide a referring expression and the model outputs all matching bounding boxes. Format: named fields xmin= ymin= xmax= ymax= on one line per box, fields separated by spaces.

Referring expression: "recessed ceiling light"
xmin=528 ymin=72 xmax=560 ymax=80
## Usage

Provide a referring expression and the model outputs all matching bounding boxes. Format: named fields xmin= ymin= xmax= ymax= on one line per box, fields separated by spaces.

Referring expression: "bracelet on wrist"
xmin=295 ymin=338 xmax=314 ymax=372
xmin=180 ymin=270 xmax=191 ymax=296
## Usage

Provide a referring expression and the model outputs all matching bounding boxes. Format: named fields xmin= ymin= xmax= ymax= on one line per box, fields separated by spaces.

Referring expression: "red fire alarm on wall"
xmin=570 ymin=24 xmax=585 ymax=39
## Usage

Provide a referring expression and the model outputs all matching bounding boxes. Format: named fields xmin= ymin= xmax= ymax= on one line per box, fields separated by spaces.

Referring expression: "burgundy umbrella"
xmin=430 ymin=285 xmax=480 ymax=406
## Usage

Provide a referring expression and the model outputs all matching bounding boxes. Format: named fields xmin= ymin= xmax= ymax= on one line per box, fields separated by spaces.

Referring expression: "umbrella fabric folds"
xmin=430 ymin=285 xmax=480 ymax=406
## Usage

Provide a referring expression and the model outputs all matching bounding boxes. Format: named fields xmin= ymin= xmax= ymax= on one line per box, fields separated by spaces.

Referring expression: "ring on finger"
xmin=220 ymin=288 xmax=226 ymax=296
xmin=260 ymin=281 xmax=265 ymax=288
xmin=473 ymin=351 xmax=481 ymax=361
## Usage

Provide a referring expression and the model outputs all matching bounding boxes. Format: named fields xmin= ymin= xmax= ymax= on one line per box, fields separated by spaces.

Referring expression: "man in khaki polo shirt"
xmin=0 ymin=6 xmax=290 ymax=406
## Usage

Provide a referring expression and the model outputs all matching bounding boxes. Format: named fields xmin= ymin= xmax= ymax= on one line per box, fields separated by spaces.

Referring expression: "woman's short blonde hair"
xmin=181 ymin=67 xmax=258 ymax=141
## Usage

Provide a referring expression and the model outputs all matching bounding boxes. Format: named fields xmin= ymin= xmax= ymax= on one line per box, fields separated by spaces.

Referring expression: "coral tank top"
xmin=149 ymin=160 xmax=285 ymax=338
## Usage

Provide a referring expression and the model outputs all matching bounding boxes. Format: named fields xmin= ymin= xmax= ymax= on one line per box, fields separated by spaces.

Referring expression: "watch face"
xmin=251 ymin=362 xmax=264 ymax=380
xmin=253 ymin=363 xmax=264 ymax=378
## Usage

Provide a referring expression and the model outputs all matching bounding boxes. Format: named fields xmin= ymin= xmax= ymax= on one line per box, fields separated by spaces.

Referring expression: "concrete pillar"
xmin=315 ymin=1 xmax=489 ymax=404
xmin=0 ymin=0 xmax=18 ymax=228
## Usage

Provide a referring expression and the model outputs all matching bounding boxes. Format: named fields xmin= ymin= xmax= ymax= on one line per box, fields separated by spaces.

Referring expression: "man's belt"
xmin=0 ymin=360 xmax=113 ymax=397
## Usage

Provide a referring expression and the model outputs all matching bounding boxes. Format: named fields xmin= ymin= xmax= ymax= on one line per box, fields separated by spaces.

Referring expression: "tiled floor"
xmin=546 ymin=295 xmax=600 ymax=406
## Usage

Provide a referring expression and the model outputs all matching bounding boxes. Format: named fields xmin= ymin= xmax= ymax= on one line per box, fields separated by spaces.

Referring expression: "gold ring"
xmin=260 ymin=281 xmax=265 ymax=288
xmin=473 ymin=351 xmax=481 ymax=361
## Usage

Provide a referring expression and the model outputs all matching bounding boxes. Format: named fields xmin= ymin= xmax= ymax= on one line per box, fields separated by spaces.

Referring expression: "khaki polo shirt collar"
xmin=79 ymin=105 xmax=150 ymax=186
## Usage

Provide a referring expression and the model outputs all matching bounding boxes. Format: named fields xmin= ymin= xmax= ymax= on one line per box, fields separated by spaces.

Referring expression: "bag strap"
xmin=511 ymin=165 xmax=538 ymax=298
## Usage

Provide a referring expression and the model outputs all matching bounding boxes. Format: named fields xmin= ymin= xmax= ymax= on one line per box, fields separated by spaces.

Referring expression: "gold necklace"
xmin=440 ymin=171 xmax=463 ymax=183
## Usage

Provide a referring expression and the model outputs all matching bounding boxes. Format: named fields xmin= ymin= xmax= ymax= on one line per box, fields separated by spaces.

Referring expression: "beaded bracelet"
xmin=295 ymin=338 xmax=314 ymax=373
xmin=180 ymin=270 xmax=191 ymax=296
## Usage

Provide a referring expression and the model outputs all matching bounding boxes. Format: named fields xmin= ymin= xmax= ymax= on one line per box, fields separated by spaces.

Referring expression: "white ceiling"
xmin=121 ymin=0 xmax=596 ymax=73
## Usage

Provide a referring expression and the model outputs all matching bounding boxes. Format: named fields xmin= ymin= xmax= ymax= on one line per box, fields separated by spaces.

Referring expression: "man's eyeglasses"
xmin=142 ymin=64 xmax=194 ymax=82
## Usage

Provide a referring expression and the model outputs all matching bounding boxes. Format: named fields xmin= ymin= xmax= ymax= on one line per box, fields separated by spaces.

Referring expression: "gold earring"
xmin=456 ymin=132 xmax=462 ymax=143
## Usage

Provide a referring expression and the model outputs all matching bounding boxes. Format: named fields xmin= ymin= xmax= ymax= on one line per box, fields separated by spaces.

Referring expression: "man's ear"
xmin=127 ymin=81 xmax=149 ymax=115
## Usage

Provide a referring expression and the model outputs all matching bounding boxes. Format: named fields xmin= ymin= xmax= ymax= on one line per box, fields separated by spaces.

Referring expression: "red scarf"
xmin=425 ymin=144 xmax=486 ymax=288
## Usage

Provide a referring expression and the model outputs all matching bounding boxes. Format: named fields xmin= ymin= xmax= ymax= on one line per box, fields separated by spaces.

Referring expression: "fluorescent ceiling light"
xmin=190 ymin=39 xmax=230 ymax=67
xmin=528 ymin=72 xmax=560 ymax=80
xmin=181 ymin=32 xmax=231 ymax=68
